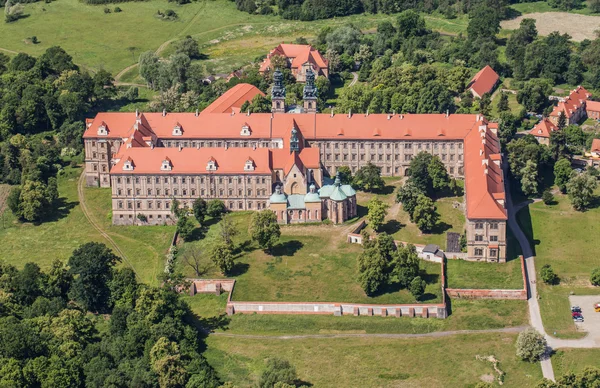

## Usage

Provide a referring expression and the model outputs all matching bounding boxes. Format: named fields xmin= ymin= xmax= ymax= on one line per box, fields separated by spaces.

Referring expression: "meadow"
xmin=204 ymin=333 xmax=542 ymax=387
xmin=517 ymin=191 xmax=600 ymax=338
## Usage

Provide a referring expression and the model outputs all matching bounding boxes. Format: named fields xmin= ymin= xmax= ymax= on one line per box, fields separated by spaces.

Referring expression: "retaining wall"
xmin=188 ymin=279 xmax=235 ymax=296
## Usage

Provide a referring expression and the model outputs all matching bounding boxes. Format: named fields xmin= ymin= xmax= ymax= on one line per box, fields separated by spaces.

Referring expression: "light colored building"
xmin=259 ymin=43 xmax=329 ymax=82
xmin=83 ymin=81 xmax=507 ymax=262
xmin=549 ymin=86 xmax=592 ymax=125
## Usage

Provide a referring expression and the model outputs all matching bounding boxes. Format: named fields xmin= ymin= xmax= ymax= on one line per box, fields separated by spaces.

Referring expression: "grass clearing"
xmin=446 ymin=259 xmax=524 ymax=289
xmin=501 ymin=11 xmax=600 ymax=41
xmin=178 ymin=211 xmax=442 ymax=304
xmin=552 ymin=348 xmax=600 ymax=377
xmin=204 ymin=333 xmax=542 ymax=387
xmin=517 ymin=191 xmax=600 ymax=338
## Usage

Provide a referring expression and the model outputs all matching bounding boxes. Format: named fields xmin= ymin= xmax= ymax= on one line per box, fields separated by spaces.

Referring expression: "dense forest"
xmin=232 ymin=0 xmax=598 ymax=20
xmin=0 ymin=242 xmax=221 ymax=388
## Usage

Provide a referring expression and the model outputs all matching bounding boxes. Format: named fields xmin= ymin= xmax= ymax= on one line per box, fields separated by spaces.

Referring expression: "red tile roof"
xmin=592 ymin=138 xmax=600 ymax=153
xmin=468 ymin=65 xmax=499 ymax=98
xmin=259 ymin=44 xmax=328 ymax=73
xmin=463 ymin=120 xmax=507 ymax=220
xmin=112 ymin=147 xmax=273 ymax=175
xmin=202 ymin=83 xmax=265 ymax=114
xmin=467 ymin=65 xmax=500 ymax=97
xmin=529 ymin=118 xmax=557 ymax=139
xmin=550 ymin=86 xmax=592 ymax=119
xmin=586 ymin=100 xmax=600 ymax=113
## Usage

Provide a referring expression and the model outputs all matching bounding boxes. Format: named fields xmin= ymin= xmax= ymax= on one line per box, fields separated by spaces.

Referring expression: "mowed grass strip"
xmin=552 ymin=348 xmax=600 ymax=377
xmin=517 ymin=191 xmax=600 ymax=338
xmin=446 ymin=259 xmax=524 ymax=290
xmin=203 ymin=333 xmax=542 ymax=387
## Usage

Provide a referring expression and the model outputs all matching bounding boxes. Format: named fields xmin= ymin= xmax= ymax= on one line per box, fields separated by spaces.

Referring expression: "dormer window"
xmin=123 ymin=158 xmax=134 ymax=171
xmin=98 ymin=122 xmax=108 ymax=136
xmin=161 ymin=158 xmax=172 ymax=171
xmin=241 ymin=124 xmax=251 ymax=136
xmin=244 ymin=158 xmax=255 ymax=171
xmin=172 ymin=123 xmax=183 ymax=136
xmin=206 ymin=158 xmax=217 ymax=171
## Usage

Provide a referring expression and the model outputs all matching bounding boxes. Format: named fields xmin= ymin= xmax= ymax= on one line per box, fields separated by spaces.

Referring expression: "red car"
xmin=572 ymin=311 xmax=582 ymax=317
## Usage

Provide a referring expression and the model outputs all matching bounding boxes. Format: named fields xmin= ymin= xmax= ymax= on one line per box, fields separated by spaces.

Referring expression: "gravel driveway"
xmin=568 ymin=295 xmax=600 ymax=342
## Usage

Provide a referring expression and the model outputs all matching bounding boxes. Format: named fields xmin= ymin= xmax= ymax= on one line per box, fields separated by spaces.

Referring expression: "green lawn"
xmin=553 ymin=348 xmax=600 ymax=378
xmin=517 ymin=192 xmax=600 ymax=338
xmin=204 ymin=333 xmax=542 ymax=387
xmin=178 ymin=211 xmax=442 ymax=304
xmin=0 ymin=166 xmax=174 ymax=285
xmin=446 ymin=259 xmax=524 ymax=290
xmin=490 ymin=91 xmax=523 ymax=117
xmin=82 ymin=185 xmax=175 ymax=285
xmin=0 ymin=167 xmax=106 ymax=268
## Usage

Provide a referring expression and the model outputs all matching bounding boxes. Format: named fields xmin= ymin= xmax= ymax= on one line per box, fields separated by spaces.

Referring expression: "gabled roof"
xmin=202 ymin=83 xmax=265 ymax=114
xmin=530 ymin=118 xmax=557 ymax=139
xmin=468 ymin=65 xmax=499 ymax=97
xmin=550 ymin=86 xmax=592 ymax=119
xmin=259 ymin=44 xmax=328 ymax=73
xmin=586 ymin=100 xmax=600 ymax=113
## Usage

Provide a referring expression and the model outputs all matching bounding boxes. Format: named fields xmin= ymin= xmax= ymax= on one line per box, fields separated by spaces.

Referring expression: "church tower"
xmin=303 ymin=67 xmax=318 ymax=113
xmin=271 ymin=68 xmax=286 ymax=113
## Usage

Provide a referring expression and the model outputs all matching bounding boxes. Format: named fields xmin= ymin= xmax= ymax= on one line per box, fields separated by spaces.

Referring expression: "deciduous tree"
xmin=554 ymin=158 xmax=572 ymax=193
xmin=516 ymin=328 xmax=547 ymax=362
xmin=210 ymin=241 xmax=234 ymax=275
xmin=412 ymin=195 xmax=439 ymax=233
xmin=352 ymin=162 xmax=385 ymax=192
xmin=567 ymin=171 xmax=598 ymax=211
xmin=250 ymin=210 xmax=281 ymax=252
xmin=367 ymin=197 xmax=388 ymax=232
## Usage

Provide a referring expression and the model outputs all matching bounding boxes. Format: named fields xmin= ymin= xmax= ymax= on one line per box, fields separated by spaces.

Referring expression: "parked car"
xmin=571 ymin=306 xmax=582 ymax=313
xmin=595 ymin=303 xmax=600 ymax=313
xmin=572 ymin=311 xmax=583 ymax=317
xmin=572 ymin=312 xmax=584 ymax=322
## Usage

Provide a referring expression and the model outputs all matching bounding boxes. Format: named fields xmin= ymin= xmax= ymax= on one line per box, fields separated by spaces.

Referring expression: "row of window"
xmin=117 ymin=200 xmax=267 ymax=210
xmin=474 ymin=235 xmax=500 ymax=242
xmin=324 ymin=153 xmax=461 ymax=162
xmin=116 ymin=188 xmax=269 ymax=197
xmin=163 ymin=140 xmax=280 ymax=148
xmin=320 ymin=142 xmax=462 ymax=150
xmin=328 ymin=165 xmax=463 ymax=176
xmin=277 ymin=209 xmax=320 ymax=220
xmin=474 ymin=248 xmax=498 ymax=257
xmin=474 ymin=222 xmax=500 ymax=230
xmin=116 ymin=176 xmax=269 ymax=185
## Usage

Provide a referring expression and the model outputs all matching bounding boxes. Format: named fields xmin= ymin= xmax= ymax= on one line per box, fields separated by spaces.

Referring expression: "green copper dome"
xmin=330 ymin=186 xmax=347 ymax=201
xmin=269 ymin=186 xmax=287 ymax=204
xmin=304 ymin=184 xmax=321 ymax=203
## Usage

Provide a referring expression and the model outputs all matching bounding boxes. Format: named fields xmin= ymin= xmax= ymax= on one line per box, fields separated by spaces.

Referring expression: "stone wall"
xmin=188 ymin=279 xmax=235 ymax=296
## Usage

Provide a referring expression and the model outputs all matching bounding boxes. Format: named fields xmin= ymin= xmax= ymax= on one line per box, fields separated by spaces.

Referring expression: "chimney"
xmin=135 ymin=109 xmax=139 ymax=117
xmin=445 ymin=110 xmax=449 ymax=118
xmin=330 ymin=108 xmax=334 ymax=118
xmin=150 ymin=143 xmax=154 ymax=150
xmin=399 ymin=114 xmax=404 ymax=120
xmin=253 ymin=143 xmax=256 ymax=150
xmin=348 ymin=109 xmax=352 ymax=118
xmin=484 ymin=168 xmax=488 ymax=175
xmin=247 ymin=109 xmax=251 ymax=116
xmin=231 ymin=108 xmax=235 ymax=116
xmin=178 ymin=145 xmax=182 ymax=152
xmin=195 ymin=109 xmax=199 ymax=117
xmin=225 ymin=143 xmax=228 ymax=150
xmin=162 ymin=109 xmax=166 ymax=117
xmin=387 ymin=114 xmax=391 ymax=120
xmin=365 ymin=109 xmax=369 ymax=117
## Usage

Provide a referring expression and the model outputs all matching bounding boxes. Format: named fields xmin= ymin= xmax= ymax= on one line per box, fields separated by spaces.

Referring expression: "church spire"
xmin=303 ymin=67 xmax=317 ymax=113
xmin=271 ymin=68 xmax=286 ymax=113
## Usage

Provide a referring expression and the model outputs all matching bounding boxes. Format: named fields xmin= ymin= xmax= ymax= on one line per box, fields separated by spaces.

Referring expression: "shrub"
xmin=540 ymin=264 xmax=558 ymax=285
xmin=136 ymin=213 xmax=147 ymax=223
xmin=591 ymin=268 xmax=600 ymax=286
xmin=516 ymin=328 xmax=547 ymax=362
xmin=104 ymin=7 xmax=111 ymax=13
xmin=114 ymin=6 xmax=122 ymax=12
xmin=258 ymin=358 xmax=297 ymax=388
xmin=206 ymin=199 xmax=226 ymax=218
xmin=541 ymin=189 xmax=554 ymax=205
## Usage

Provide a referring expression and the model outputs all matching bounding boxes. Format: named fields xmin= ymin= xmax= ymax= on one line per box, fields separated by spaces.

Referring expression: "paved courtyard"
xmin=568 ymin=295 xmax=600 ymax=344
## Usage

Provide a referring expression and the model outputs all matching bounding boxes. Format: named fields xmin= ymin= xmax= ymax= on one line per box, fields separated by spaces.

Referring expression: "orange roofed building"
xmin=83 ymin=82 xmax=507 ymax=262
xmin=259 ymin=43 xmax=328 ymax=82
xmin=529 ymin=118 xmax=557 ymax=146
xmin=549 ymin=85 xmax=593 ymax=125
xmin=468 ymin=65 xmax=500 ymax=99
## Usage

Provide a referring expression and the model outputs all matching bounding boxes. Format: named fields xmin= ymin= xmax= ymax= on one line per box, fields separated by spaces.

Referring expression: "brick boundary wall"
xmin=444 ymin=256 xmax=528 ymax=300
xmin=187 ymin=279 xmax=235 ymax=296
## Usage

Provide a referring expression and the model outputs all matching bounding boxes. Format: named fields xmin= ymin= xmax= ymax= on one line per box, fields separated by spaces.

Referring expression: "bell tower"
xmin=303 ymin=67 xmax=318 ymax=113
xmin=271 ymin=68 xmax=286 ymax=113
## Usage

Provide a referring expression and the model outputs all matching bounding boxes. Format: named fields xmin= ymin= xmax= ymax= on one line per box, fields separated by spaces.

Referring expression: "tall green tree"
xmin=352 ymin=162 xmax=385 ymax=192
xmin=250 ymin=210 xmax=281 ymax=252
xmin=554 ymin=158 xmax=572 ymax=193
xmin=210 ymin=241 xmax=234 ymax=275
xmin=68 ymin=243 xmax=120 ymax=312
xmin=497 ymin=92 xmax=509 ymax=113
xmin=396 ymin=181 xmax=423 ymax=219
xmin=412 ymin=194 xmax=439 ymax=233
xmin=367 ymin=197 xmax=388 ymax=232
xmin=567 ymin=171 xmax=598 ymax=211
xmin=407 ymin=152 xmax=434 ymax=195
xmin=520 ymin=160 xmax=539 ymax=196
xmin=192 ymin=197 xmax=207 ymax=224
xmin=427 ymin=155 xmax=451 ymax=193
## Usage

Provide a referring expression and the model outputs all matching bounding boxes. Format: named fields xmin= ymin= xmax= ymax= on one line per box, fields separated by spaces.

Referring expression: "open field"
xmin=204 ymin=333 xmax=542 ymax=387
xmin=517 ymin=192 xmax=600 ymax=338
xmin=501 ymin=12 xmax=600 ymax=41
xmin=553 ymin=348 xmax=600 ymax=377
xmin=510 ymin=1 xmax=599 ymax=16
xmin=446 ymin=259 xmax=524 ymax=290
xmin=178 ymin=212 xmax=443 ymax=304
xmin=0 ymin=167 xmax=106 ymax=268
xmin=0 ymin=166 xmax=174 ymax=284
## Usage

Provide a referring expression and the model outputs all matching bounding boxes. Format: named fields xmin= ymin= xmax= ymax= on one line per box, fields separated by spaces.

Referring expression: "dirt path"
xmin=501 ymin=12 xmax=600 ymax=42
xmin=349 ymin=72 xmax=358 ymax=87
xmin=77 ymin=172 xmax=140 ymax=279
xmin=210 ymin=325 xmax=529 ymax=340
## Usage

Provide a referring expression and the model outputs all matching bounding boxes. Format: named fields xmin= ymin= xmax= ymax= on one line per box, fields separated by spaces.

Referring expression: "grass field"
xmin=517 ymin=192 xmax=600 ymax=338
xmin=178 ymin=212 xmax=443 ymax=304
xmin=490 ymin=91 xmax=523 ymax=117
xmin=552 ymin=348 xmax=600 ymax=378
xmin=0 ymin=0 xmax=472 ymax=77
xmin=0 ymin=166 xmax=174 ymax=285
xmin=446 ymin=259 xmax=524 ymax=290
xmin=204 ymin=333 xmax=542 ymax=387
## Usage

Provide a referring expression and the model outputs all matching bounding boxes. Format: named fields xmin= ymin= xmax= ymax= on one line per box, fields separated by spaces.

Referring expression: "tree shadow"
xmin=294 ymin=380 xmax=313 ymax=387
xmin=356 ymin=204 xmax=368 ymax=218
xmin=430 ymin=221 xmax=451 ymax=235
xmin=381 ymin=219 xmax=403 ymax=235
xmin=417 ymin=293 xmax=437 ymax=302
xmin=228 ymin=262 xmax=249 ymax=276
xmin=419 ymin=270 xmax=439 ymax=286
xmin=516 ymin=204 xmax=538 ymax=256
xmin=39 ymin=197 xmax=78 ymax=223
xmin=232 ymin=240 xmax=256 ymax=255
xmin=188 ymin=227 xmax=205 ymax=241
xmin=270 ymin=240 xmax=304 ymax=257
xmin=375 ymin=185 xmax=395 ymax=195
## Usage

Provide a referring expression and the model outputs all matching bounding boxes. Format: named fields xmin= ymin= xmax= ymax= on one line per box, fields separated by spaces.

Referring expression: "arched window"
xmin=290 ymin=182 xmax=299 ymax=195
